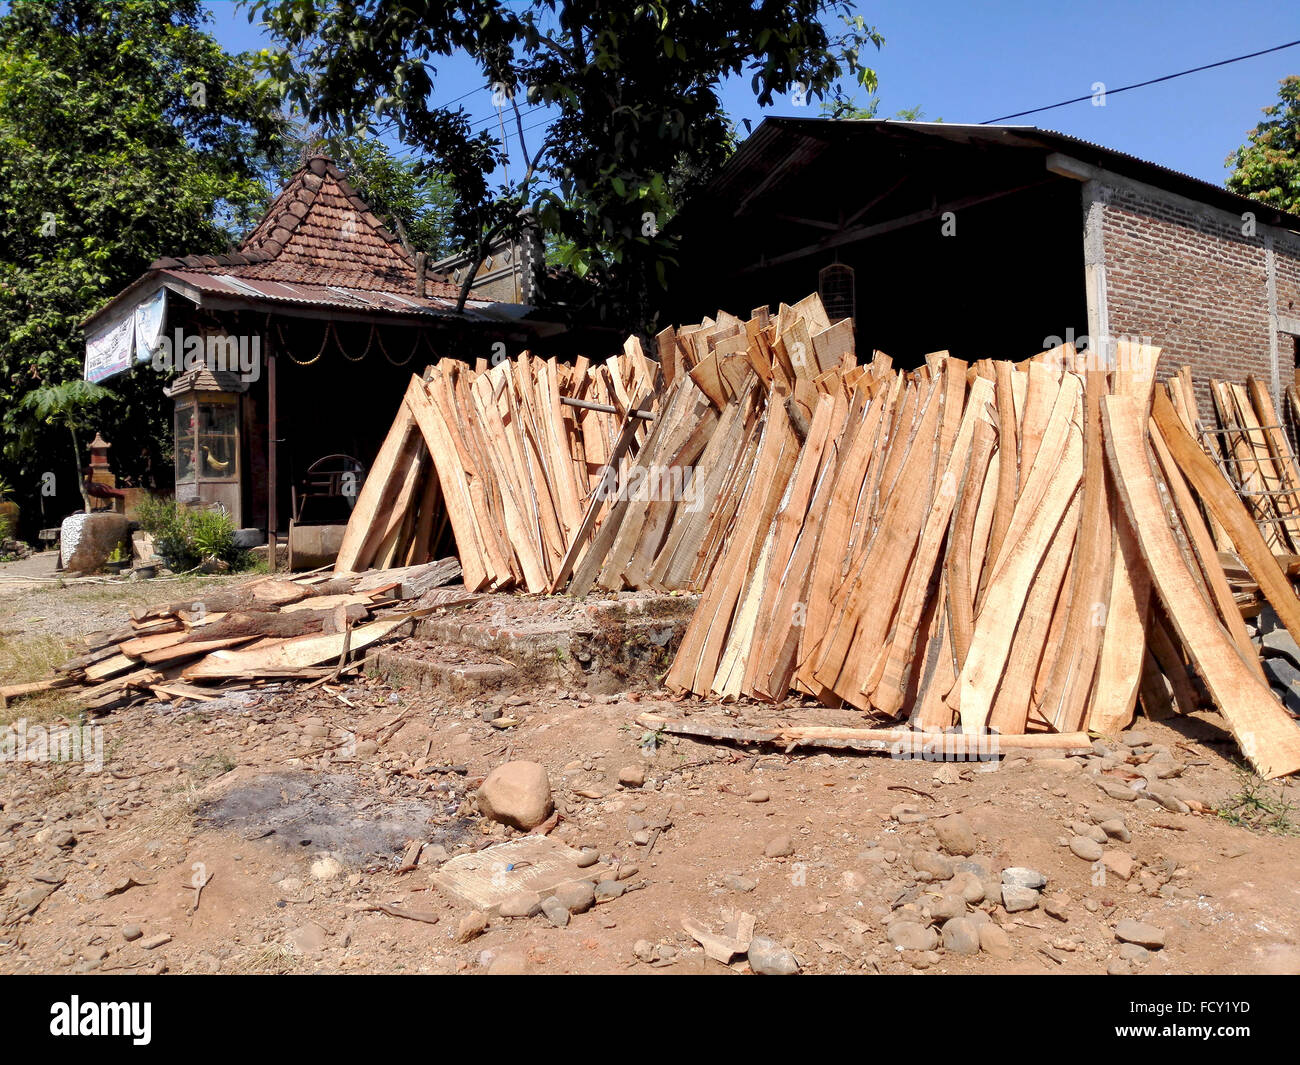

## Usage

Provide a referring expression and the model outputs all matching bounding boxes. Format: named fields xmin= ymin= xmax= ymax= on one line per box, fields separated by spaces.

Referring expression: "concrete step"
xmin=367 ymin=649 xmax=517 ymax=696
xmin=409 ymin=591 xmax=701 ymax=693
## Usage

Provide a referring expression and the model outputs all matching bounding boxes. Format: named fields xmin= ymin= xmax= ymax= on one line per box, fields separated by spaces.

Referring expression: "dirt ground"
xmin=2 ymin=567 xmax=1300 ymax=976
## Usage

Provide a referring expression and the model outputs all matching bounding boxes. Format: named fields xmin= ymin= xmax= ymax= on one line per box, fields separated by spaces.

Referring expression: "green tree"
xmin=1227 ymin=75 xmax=1300 ymax=214
xmin=252 ymin=0 xmax=882 ymax=329
xmin=19 ymin=380 xmax=116 ymax=513
xmin=0 ymin=0 xmax=287 ymax=526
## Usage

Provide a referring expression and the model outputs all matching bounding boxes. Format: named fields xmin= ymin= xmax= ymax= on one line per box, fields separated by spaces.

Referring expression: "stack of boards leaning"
xmin=333 ymin=346 xmax=659 ymax=592
xmin=338 ymin=292 xmax=1300 ymax=779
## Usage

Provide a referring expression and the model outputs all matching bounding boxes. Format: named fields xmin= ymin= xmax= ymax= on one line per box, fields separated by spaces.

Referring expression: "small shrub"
xmin=137 ymin=495 xmax=250 ymax=571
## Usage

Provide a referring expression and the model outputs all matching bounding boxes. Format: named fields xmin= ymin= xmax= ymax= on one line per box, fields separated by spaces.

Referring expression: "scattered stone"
xmin=634 ymin=939 xmax=656 ymax=963
xmin=1107 ymin=957 xmax=1132 ymax=975
xmin=890 ymin=802 xmax=927 ymax=824
xmin=1261 ymin=626 xmax=1300 ymax=669
xmin=1002 ymin=867 xmax=1047 ymax=890
xmin=764 ymin=834 xmax=795 ymax=858
xmin=745 ymin=790 xmax=770 ymax=803
xmin=1099 ymin=818 xmax=1131 ymax=843
xmin=541 ymin=896 xmax=571 ymax=927
xmin=1001 ymin=885 xmax=1041 ymax=913
xmin=139 ymin=932 xmax=171 ymax=950
xmin=1070 ymin=820 xmax=1108 ymax=843
xmin=618 ymin=765 xmax=646 ymax=789
xmin=1069 ymin=835 xmax=1105 ymax=862
xmin=456 ymin=911 xmax=489 ymax=943
xmin=887 ymin=921 xmax=939 ymax=952
xmin=747 ymin=936 xmax=800 ymax=975
xmin=934 ymin=814 xmax=977 ymax=856
xmin=553 ymin=880 xmax=596 ymax=914
xmin=724 ymin=873 xmax=758 ymax=893
xmin=576 ymin=849 xmax=599 ymax=869
xmin=1114 ymin=918 xmax=1165 ymax=950
xmin=121 ymin=925 xmax=143 ymax=943
xmin=941 ymin=917 xmax=980 ymax=956
xmin=594 ymin=880 xmax=625 ymax=902
xmin=978 ymin=922 xmax=1012 ymax=959
xmin=1042 ymin=893 xmax=1071 ymax=921
xmin=949 ymin=870 xmax=985 ymax=904
xmin=498 ymin=891 xmax=543 ymax=918
xmin=309 ymin=855 xmax=343 ymax=881
xmin=1145 ymin=785 xmax=1189 ymax=815
xmin=911 ymin=850 xmax=955 ymax=881
xmin=1097 ymin=779 xmax=1139 ymax=802
xmin=1122 ymin=733 xmax=1152 ymax=748
xmin=930 ymin=892 xmax=967 ymax=922
xmin=477 ymin=761 xmax=554 ymax=830
xmin=1118 ymin=941 xmax=1151 ymax=963
xmin=1101 ymin=851 xmax=1135 ymax=881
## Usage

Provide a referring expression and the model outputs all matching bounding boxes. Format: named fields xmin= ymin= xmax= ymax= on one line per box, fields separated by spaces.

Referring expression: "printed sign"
xmin=83 ymin=314 xmax=134 ymax=383
xmin=83 ymin=288 xmax=167 ymax=383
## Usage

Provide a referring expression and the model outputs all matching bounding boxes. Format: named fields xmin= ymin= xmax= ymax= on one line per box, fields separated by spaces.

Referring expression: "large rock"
xmin=62 ymin=512 xmax=129 ymax=574
xmin=477 ymin=761 xmax=553 ymax=830
xmin=934 ymin=814 xmax=977 ymax=856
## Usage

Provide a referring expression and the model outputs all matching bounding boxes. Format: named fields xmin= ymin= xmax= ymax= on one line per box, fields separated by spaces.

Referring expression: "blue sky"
xmin=205 ymin=1 xmax=1299 ymax=187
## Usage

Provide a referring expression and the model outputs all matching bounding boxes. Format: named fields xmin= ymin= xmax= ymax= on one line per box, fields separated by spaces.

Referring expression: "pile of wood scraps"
xmin=334 ymin=346 xmax=659 ymax=593
xmin=0 ymin=559 xmax=465 ymax=713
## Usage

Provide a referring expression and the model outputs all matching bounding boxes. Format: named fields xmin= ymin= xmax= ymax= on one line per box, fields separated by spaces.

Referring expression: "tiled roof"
xmin=150 ymin=156 xmax=463 ymax=300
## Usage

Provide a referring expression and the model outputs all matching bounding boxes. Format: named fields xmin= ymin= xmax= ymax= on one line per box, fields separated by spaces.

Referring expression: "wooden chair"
xmin=292 ymin=453 xmax=366 ymax=525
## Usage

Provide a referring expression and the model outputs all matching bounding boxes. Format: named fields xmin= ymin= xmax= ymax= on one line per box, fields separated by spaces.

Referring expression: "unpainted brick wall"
xmin=1098 ymin=183 xmax=1300 ymax=423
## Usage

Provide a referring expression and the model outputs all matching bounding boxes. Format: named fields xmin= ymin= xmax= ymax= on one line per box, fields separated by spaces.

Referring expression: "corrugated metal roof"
xmin=162 ymin=268 xmax=497 ymax=320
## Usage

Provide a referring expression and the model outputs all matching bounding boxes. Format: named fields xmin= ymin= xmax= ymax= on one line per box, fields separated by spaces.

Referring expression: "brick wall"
xmin=1096 ymin=181 xmax=1300 ymax=422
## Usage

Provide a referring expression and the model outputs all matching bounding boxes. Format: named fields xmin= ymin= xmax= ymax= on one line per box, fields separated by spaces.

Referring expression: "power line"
xmin=981 ymin=38 xmax=1300 ymax=124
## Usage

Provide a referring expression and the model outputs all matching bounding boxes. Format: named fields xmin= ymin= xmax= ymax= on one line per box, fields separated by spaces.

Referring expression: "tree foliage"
xmin=0 ymin=0 xmax=287 ymax=527
xmin=252 ymin=0 xmax=882 ymax=327
xmin=1227 ymin=75 xmax=1300 ymax=215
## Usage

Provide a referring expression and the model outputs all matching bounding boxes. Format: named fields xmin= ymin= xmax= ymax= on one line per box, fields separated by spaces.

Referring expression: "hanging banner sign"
xmin=83 ymin=313 xmax=135 ymax=383
xmin=132 ymin=288 xmax=167 ymax=365
xmin=83 ymin=288 xmax=168 ymax=383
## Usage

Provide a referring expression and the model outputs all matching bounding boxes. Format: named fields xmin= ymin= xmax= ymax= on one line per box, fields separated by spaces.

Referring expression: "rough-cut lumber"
xmin=1105 ymin=394 xmax=1300 ymax=779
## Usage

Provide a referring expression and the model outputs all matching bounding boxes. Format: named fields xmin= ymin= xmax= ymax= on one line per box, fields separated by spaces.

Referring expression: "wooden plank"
xmin=404 ymin=375 xmax=491 ymax=592
xmin=1151 ymin=390 xmax=1300 ymax=653
xmin=334 ymin=389 xmax=421 ymax=573
xmin=1105 ymin=393 xmax=1300 ymax=779
xmin=954 ymin=414 xmax=1083 ymax=731
xmin=182 ymin=615 xmax=414 ymax=681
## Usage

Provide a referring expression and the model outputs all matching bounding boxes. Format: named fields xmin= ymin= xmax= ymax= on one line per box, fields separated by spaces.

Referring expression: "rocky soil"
xmin=2 ymin=583 xmax=1300 ymax=975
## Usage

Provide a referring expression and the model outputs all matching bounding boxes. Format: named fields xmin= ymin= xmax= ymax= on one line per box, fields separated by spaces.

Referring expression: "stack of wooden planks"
xmin=0 ymin=559 xmax=465 ymax=713
xmin=334 ymin=347 xmax=659 ymax=592
xmin=323 ymin=293 xmax=1300 ymax=778
xmin=583 ymin=298 xmax=1300 ymax=778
